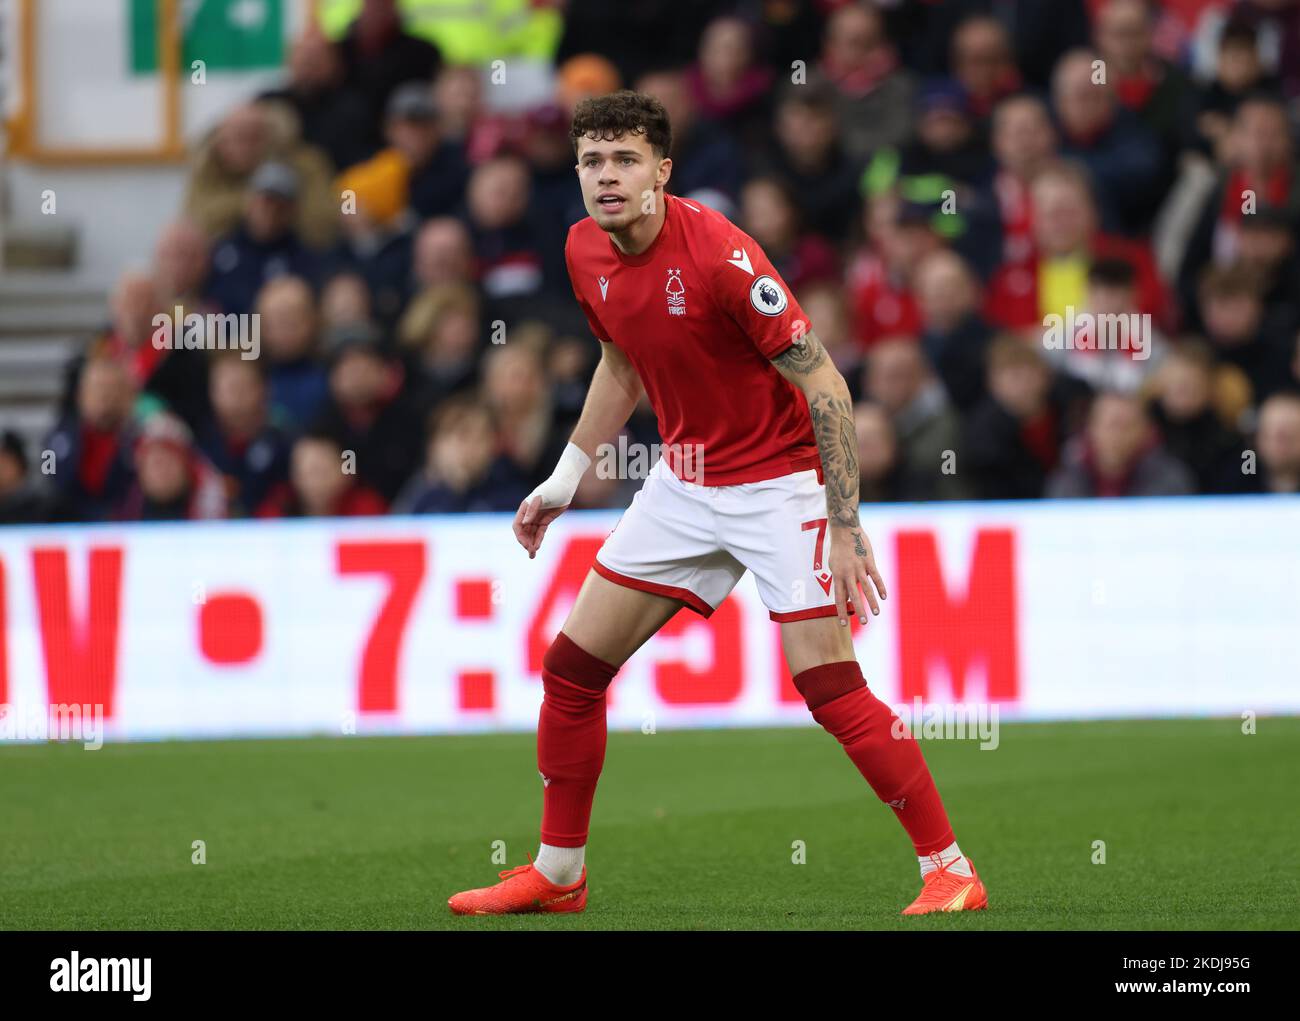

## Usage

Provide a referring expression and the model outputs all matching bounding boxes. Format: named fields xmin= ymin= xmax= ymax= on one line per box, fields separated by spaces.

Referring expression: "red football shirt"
xmin=565 ymin=194 xmax=820 ymax=486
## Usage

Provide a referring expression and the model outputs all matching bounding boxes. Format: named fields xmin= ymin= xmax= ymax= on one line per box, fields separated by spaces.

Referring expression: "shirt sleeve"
xmin=708 ymin=230 xmax=810 ymax=360
xmin=564 ymin=230 xmax=611 ymax=344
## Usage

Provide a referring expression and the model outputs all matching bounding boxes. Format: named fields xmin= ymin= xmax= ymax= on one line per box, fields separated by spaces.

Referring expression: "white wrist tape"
xmin=526 ymin=442 xmax=591 ymax=509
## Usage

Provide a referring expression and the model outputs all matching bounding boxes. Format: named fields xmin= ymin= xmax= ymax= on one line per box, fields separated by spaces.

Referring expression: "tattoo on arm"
xmin=771 ymin=330 xmax=828 ymax=376
xmin=808 ymin=390 xmax=860 ymax=530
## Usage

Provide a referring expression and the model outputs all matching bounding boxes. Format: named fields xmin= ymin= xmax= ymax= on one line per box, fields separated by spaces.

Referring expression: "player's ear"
xmin=657 ymin=156 xmax=673 ymax=189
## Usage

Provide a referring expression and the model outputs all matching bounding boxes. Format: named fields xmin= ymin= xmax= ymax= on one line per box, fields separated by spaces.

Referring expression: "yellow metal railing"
xmin=6 ymin=0 xmax=186 ymax=164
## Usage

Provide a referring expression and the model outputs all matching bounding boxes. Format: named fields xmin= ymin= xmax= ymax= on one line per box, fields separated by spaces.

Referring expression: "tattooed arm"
xmin=771 ymin=330 xmax=887 ymax=625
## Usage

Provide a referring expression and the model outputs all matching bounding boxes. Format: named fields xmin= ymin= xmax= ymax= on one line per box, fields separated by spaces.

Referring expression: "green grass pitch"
xmin=2 ymin=718 xmax=1296 ymax=930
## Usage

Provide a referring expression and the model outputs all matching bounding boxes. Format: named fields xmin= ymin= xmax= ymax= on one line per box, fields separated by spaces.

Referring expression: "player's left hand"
xmin=828 ymin=523 xmax=887 ymax=626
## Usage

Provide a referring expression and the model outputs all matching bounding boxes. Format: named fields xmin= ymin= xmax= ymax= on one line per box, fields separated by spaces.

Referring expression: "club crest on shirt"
xmin=750 ymin=275 xmax=787 ymax=316
xmin=666 ymin=267 xmax=686 ymax=316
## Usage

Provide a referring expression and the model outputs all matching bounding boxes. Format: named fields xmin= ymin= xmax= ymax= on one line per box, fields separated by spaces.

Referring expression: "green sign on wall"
xmin=130 ymin=0 xmax=285 ymax=73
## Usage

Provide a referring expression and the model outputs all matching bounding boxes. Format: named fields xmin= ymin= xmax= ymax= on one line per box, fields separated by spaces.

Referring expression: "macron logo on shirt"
xmin=598 ymin=276 xmax=609 ymax=301
xmin=726 ymin=248 xmax=754 ymax=276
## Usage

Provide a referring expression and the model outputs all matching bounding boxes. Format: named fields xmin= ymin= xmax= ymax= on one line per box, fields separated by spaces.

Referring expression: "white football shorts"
xmin=594 ymin=457 xmax=844 ymax=621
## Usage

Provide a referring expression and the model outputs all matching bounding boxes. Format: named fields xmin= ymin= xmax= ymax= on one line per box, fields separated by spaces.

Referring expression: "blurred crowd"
xmin=4 ymin=0 xmax=1300 ymax=525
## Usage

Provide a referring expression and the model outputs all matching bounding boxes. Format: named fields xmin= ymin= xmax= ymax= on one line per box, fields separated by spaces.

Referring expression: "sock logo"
xmin=539 ymin=770 xmax=551 ymax=788
xmin=887 ymin=798 xmax=907 ymax=809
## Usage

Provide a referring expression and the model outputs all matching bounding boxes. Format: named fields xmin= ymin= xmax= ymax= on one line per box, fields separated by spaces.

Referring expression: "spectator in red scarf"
xmin=686 ymin=15 xmax=774 ymax=147
xmin=950 ymin=15 xmax=1023 ymax=121
xmin=258 ymin=430 xmax=387 ymax=517
xmin=1178 ymin=94 xmax=1299 ymax=316
xmin=965 ymin=336 xmax=1074 ymax=500
xmin=819 ymin=2 xmax=916 ymax=161
xmin=1094 ymin=0 xmax=1195 ymax=189
xmin=45 ymin=356 xmax=138 ymax=522
xmin=985 ymin=160 xmax=1169 ymax=334
xmin=847 ymin=192 xmax=943 ymax=348
xmin=196 ymin=352 xmax=293 ymax=517
xmin=1050 ymin=48 xmax=1165 ymax=233
xmin=115 ymin=412 xmax=229 ymax=521
xmin=313 ymin=327 xmax=424 ymax=503
xmin=987 ymin=94 xmax=1058 ymax=266
xmin=1047 ymin=391 xmax=1195 ymax=497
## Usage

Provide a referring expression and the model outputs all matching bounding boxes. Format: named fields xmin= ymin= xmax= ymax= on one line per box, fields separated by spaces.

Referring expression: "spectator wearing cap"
xmin=818 ymin=2 xmax=915 ymax=162
xmin=949 ymin=16 xmax=1022 ymax=121
xmin=686 ymin=16 xmax=774 ymax=149
xmin=313 ymin=327 xmax=424 ymax=502
xmin=0 ymin=432 xmax=49 ymax=524
xmin=183 ymin=101 xmax=339 ymax=250
xmin=256 ymin=275 xmax=331 ymax=427
xmin=1050 ymin=49 xmax=1164 ymax=235
xmin=393 ymin=396 xmax=529 ymax=514
xmin=738 ymin=176 xmax=840 ymax=294
xmin=984 ymin=160 xmax=1169 ymax=335
xmin=206 ymin=160 xmax=322 ymax=316
xmin=637 ymin=69 xmax=746 ymax=202
xmin=383 ymin=82 xmax=470 ymax=220
xmin=1046 ymin=391 xmax=1194 ymax=498
xmin=861 ymin=77 xmax=999 ymax=268
xmin=260 ymin=28 xmax=376 ymax=170
xmin=46 ymin=357 xmax=138 ymax=522
xmin=257 ymin=430 xmax=387 ymax=518
xmin=914 ymin=249 xmax=992 ymax=413
xmin=862 ymin=339 xmax=972 ymax=500
xmin=754 ymin=80 xmax=864 ymax=243
xmin=196 ymin=352 xmax=293 ymax=517
xmin=114 ymin=412 xmax=228 ymax=521
xmin=846 ymin=191 xmax=944 ymax=348
xmin=864 ymin=78 xmax=994 ymax=197
xmin=1150 ymin=340 xmax=1244 ymax=493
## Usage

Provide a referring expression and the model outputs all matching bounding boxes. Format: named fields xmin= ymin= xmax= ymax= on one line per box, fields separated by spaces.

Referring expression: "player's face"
xmin=575 ymin=133 xmax=670 ymax=232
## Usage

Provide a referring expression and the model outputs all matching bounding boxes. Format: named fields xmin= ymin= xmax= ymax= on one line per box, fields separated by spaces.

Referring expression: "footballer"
xmin=449 ymin=91 xmax=987 ymax=917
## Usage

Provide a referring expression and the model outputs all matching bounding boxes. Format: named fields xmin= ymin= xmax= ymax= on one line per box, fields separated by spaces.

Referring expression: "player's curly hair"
xmin=569 ymin=90 xmax=672 ymax=159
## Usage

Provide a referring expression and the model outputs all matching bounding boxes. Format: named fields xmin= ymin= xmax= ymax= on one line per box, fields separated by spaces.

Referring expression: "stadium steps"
xmin=0 ymin=272 xmax=101 ymax=452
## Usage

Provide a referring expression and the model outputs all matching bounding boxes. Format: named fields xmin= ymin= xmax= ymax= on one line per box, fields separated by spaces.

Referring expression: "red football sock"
xmin=537 ymin=633 xmax=618 ymax=848
xmin=793 ymin=661 xmax=955 ymax=856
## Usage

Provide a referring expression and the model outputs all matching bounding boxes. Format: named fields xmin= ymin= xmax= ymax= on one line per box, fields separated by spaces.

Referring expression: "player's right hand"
xmin=513 ymin=495 xmax=568 ymax=559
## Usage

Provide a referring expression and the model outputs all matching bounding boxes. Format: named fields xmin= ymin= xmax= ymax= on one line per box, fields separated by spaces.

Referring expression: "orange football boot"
xmin=448 ymin=862 xmax=587 ymax=916
xmin=901 ymin=856 xmax=988 ymax=915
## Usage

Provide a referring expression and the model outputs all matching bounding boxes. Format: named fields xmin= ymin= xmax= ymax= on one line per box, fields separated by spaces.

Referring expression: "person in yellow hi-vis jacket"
xmin=314 ymin=0 xmax=562 ymax=65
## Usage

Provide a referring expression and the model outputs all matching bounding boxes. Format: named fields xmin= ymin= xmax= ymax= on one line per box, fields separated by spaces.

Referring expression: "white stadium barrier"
xmin=0 ymin=495 xmax=1297 ymax=742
